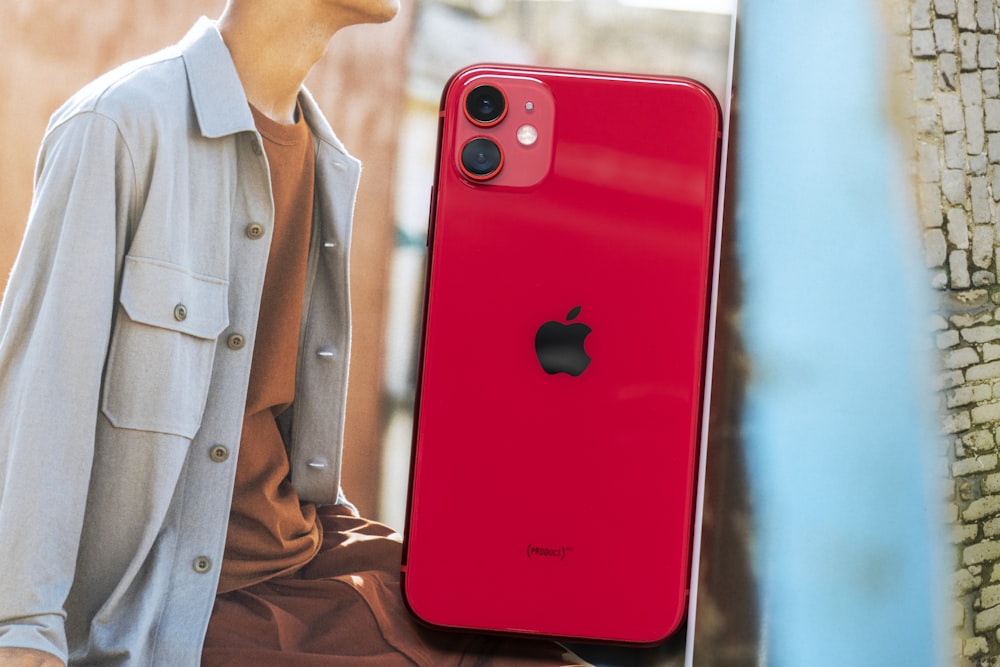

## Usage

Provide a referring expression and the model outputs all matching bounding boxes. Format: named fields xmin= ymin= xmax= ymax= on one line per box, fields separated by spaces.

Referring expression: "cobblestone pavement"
xmin=908 ymin=0 xmax=1000 ymax=662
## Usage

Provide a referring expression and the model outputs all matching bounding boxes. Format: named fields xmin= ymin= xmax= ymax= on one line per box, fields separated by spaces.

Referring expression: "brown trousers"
xmin=202 ymin=505 xmax=588 ymax=666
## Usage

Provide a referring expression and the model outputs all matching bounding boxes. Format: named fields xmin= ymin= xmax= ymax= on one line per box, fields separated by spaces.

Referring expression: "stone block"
xmin=936 ymin=18 xmax=958 ymax=52
xmin=968 ymin=105 xmax=987 ymax=154
xmin=962 ymin=540 xmax=1000 ymax=572
xmin=981 ymin=33 xmax=999 ymax=69
xmin=957 ymin=522 xmax=981 ymax=542
xmin=947 ymin=346 xmax=981 ymax=369
xmin=945 ymin=131 xmax=967 ymax=167
xmin=973 ymin=225 xmax=994 ymax=265
xmin=978 ymin=605 xmax=1000 ymax=635
xmin=943 ymin=170 xmax=968 ymax=204
xmin=972 ymin=177 xmax=992 ymax=222
xmin=916 ymin=99 xmax=939 ymax=135
xmin=963 ymin=325 xmax=1000 ymax=343
xmin=986 ymin=516 xmax=1000 ymax=537
xmin=977 ymin=0 xmax=996 ymax=31
xmin=986 ymin=342 xmax=1000 ymax=360
xmin=985 ymin=68 xmax=1000 ymax=97
xmin=932 ymin=269 xmax=949 ymax=289
xmin=939 ymin=329 xmax=961 ymax=348
xmin=952 ymin=310 xmax=992 ymax=329
xmin=967 ymin=361 xmax=1000 ymax=381
xmin=972 ymin=401 xmax=1000 ymax=423
xmin=964 ymin=427 xmax=997 ymax=450
xmin=983 ymin=583 xmax=1000 ymax=609
xmin=986 ymin=472 xmax=1000 ymax=494
xmin=952 ymin=250 xmax=972 ymax=288
xmin=967 ymin=105 xmax=986 ymax=154
xmin=987 ymin=99 xmax=1000 ymax=131
xmin=945 ymin=410 xmax=973 ymax=435
xmin=941 ymin=53 xmax=960 ymax=90
xmin=960 ymin=30 xmax=979 ymax=69
xmin=963 ymin=71 xmax=985 ymax=106
xmin=914 ymin=62 xmax=936 ymax=101
xmin=913 ymin=29 xmax=936 ymax=57
xmin=947 ymin=206 xmax=970 ymax=245
xmin=937 ymin=369 xmax=966 ymax=390
xmin=957 ymin=566 xmax=983 ymax=593
xmin=949 ymin=386 xmax=990 ymax=407
xmin=940 ymin=91 xmax=965 ymax=131
xmin=958 ymin=0 xmax=977 ymax=29
xmin=971 ymin=152 xmax=989 ymax=174
xmin=914 ymin=0 xmax=933 ymax=27
xmin=990 ymin=133 xmax=1000 ymax=162
xmin=919 ymin=182 xmax=943 ymax=226
xmin=925 ymin=229 xmax=948 ymax=267
xmin=965 ymin=538 xmax=1000 ymax=565
xmin=938 ymin=0 xmax=958 ymax=16
xmin=974 ymin=271 xmax=997 ymax=286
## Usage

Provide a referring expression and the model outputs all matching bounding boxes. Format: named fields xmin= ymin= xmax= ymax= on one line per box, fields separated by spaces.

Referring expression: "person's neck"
xmin=218 ymin=5 xmax=342 ymax=125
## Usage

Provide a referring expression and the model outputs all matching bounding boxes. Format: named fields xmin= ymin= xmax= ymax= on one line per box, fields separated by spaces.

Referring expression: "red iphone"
xmin=401 ymin=64 xmax=722 ymax=645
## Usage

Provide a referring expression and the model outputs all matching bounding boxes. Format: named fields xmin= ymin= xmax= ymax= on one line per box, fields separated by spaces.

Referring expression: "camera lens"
xmin=461 ymin=137 xmax=503 ymax=179
xmin=465 ymin=85 xmax=507 ymax=126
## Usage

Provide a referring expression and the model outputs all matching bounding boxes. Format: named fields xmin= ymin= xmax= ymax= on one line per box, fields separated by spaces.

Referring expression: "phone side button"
xmin=426 ymin=185 xmax=437 ymax=246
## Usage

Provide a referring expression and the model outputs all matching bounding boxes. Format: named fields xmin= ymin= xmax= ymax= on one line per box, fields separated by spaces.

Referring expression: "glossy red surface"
xmin=402 ymin=64 xmax=721 ymax=645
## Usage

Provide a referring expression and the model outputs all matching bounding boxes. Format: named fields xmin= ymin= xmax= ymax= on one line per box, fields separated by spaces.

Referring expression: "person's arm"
xmin=0 ymin=111 xmax=131 ymax=661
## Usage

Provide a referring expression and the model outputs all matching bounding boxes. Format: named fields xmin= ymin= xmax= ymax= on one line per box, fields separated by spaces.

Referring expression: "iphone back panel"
xmin=401 ymin=64 xmax=721 ymax=645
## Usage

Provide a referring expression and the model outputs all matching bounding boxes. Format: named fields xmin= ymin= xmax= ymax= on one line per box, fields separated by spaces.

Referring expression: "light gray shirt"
xmin=0 ymin=17 xmax=360 ymax=665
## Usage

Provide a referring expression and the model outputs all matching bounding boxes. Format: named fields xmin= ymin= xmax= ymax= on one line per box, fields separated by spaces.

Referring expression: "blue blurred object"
xmin=736 ymin=2 xmax=946 ymax=666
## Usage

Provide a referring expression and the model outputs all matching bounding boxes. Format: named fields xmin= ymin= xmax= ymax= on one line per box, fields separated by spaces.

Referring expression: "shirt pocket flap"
xmin=119 ymin=256 xmax=229 ymax=339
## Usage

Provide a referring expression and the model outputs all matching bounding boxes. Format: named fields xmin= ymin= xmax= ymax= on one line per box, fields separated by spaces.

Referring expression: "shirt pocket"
xmin=102 ymin=256 xmax=230 ymax=439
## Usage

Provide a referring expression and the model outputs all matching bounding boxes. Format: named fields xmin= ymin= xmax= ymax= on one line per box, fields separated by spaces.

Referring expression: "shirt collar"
xmin=178 ymin=17 xmax=349 ymax=155
xmin=180 ymin=17 xmax=254 ymax=139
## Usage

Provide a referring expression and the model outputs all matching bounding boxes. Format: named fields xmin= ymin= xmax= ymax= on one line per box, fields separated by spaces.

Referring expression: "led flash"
xmin=525 ymin=101 xmax=535 ymax=112
xmin=517 ymin=124 xmax=539 ymax=146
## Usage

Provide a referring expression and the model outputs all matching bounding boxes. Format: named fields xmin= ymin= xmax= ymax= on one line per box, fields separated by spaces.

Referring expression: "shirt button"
xmin=227 ymin=333 xmax=246 ymax=350
xmin=193 ymin=556 xmax=212 ymax=574
xmin=173 ymin=303 xmax=188 ymax=322
xmin=209 ymin=444 xmax=230 ymax=463
xmin=246 ymin=223 xmax=265 ymax=240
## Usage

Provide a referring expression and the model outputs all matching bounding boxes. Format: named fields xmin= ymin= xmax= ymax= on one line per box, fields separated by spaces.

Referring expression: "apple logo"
xmin=534 ymin=306 xmax=592 ymax=376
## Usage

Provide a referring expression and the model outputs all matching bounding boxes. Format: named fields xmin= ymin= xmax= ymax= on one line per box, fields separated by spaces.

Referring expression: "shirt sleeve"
xmin=0 ymin=111 xmax=132 ymax=660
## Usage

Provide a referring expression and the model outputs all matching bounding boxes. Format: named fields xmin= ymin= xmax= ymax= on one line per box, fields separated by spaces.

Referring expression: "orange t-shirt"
xmin=217 ymin=105 xmax=321 ymax=594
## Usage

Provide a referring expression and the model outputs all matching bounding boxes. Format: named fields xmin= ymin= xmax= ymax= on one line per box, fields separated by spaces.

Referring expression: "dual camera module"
xmin=461 ymin=85 xmax=507 ymax=180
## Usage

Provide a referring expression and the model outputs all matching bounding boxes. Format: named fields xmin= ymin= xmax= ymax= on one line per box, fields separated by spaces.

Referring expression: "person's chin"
xmin=344 ymin=0 xmax=400 ymax=25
